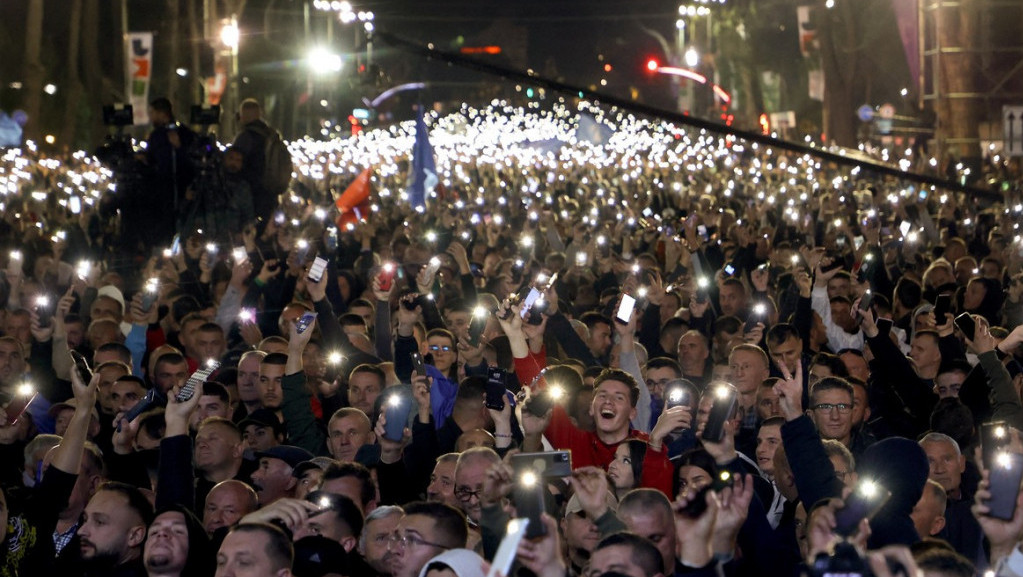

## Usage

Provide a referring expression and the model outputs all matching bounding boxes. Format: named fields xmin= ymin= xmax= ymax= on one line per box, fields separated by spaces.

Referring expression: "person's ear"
xmin=127 ymin=524 xmax=147 ymax=548
xmin=931 ymin=515 xmax=946 ymax=536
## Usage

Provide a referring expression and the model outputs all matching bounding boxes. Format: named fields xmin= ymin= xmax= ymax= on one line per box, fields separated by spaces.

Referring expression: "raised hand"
xmin=774 ymin=359 xmax=804 ymax=421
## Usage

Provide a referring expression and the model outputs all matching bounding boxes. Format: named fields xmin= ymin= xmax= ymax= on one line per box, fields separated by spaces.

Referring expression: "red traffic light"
xmin=646 ymin=59 xmax=660 ymax=72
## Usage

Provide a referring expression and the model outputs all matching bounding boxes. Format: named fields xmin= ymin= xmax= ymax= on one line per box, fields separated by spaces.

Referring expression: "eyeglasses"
xmin=812 ymin=403 xmax=852 ymax=414
xmin=645 ymin=378 xmax=673 ymax=390
xmin=387 ymin=532 xmax=447 ymax=550
xmin=454 ymin=486 xmax=482 ymax=502
xmin=429 ymin=345 xmax=453 ymax=353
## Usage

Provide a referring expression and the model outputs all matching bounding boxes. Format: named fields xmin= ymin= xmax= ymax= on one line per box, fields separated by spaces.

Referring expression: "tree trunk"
xmin=167 ymin=0 xmax=182 ymax=113
xmin=817 ymin=1 xmax=861 ymax=147
xmin=22 ymin=0 xmax=45 ymax=142
xmin=82 ymin=0 xmax=105 ymax=144
xmin=61 ymin=0 xmax=85 ymax=149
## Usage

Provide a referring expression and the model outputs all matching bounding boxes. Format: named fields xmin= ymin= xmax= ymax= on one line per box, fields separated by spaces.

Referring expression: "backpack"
xmin=262 ymin=129 xmax=293 ymax=194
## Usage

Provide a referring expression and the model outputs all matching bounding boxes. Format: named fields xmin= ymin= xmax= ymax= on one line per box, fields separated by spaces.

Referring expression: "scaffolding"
xmin=921 ymin=0 xmax=1023 ymax=160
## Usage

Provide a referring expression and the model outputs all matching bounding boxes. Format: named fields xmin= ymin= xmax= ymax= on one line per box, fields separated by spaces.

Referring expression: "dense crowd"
xmin=0 ymin=95 xmax=1021 ymax=577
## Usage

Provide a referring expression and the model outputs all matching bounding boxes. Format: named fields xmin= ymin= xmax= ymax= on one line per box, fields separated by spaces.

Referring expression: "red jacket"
xmin=515 ymin=348 xmax=674 ymax=497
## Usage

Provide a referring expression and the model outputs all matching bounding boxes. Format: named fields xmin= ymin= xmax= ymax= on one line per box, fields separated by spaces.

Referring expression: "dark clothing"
xmin=941 ymin=495 xmax=985 ymax=568
xmin=231 ymin=119 xmax=277 ymax=223
xmin=3 ymin=466 xmax=78 ymax=577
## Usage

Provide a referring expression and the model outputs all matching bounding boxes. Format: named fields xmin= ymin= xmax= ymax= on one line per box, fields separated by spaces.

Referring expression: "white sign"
xmin=1004 ymin=106 xmax=1023 ymax=157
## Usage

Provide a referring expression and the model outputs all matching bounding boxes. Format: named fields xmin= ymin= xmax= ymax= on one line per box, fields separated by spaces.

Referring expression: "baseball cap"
xmin=47 ymin=398 xmax=99 ymax=422
xmin=254 ymin=445 xmax=314 ymax=469
xmin=238 ymin=408 xmax=285 ymax=435
xmin=96 ymin=285 xmax=126 ymax=313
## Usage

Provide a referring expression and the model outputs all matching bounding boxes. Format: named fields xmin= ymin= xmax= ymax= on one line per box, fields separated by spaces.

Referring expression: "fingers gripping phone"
xmin=616 ymin=294 xmax=637 ymax=324
xmin=701 ymin=384 xmax=737 ymax=443
xmin=382 ymin=392 xmax=413 ymax=442
xmin=834 ymin=479 xmax=892 ymax=536
xmin=69 ymin=350 xmax=92 ymax=385
xmin=954 ymin=313 xmax=977 ymax=341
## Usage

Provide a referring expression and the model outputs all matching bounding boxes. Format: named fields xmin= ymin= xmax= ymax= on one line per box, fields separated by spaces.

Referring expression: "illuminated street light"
xmin=308 ymin=47 xmax=343 ymax=73
xmin=220 ymin=20 xmax=240 ymax=49
xmin=685 ymin=48 xmax=699 ymax=67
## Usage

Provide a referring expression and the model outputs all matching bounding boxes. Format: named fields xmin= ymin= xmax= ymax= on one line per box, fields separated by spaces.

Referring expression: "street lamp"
xmin=307 ymin=47 xmax=343 ymax=74
xmin=220 ymin=16 xmax=240 ymax=135
xmin=685 ymin=48 xmax=700 ymax=68
xmin=220 ymin=19 xmax=240 ymax=49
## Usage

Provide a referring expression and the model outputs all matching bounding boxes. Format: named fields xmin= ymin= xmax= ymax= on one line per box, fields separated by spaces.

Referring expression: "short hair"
xmin=359 ymin=505 xmax=403 ymax=551
xmin=202 ymin=382 xmax=231 ymax=403
xmin=760 ymin=416 xmax=786 ymax=430
xmin=349 ymin=363 xmax=385 ymax=385
xmin=923 ymin=478 xmax=948 ymax=515
xmin=821 ymin=439 xmax=855 ymax=472
xmin=729 ymin=344 xmax=769 ymax=368
xmin=240 ymin=349 xmax=268 ymax=364
xmin=95 ymin=343 xmax=133 ymax=365
xmin=580 ymin=312 xmax=613 ymax=331
xmin=262 ymin=352 xmax=289 ymax=366
xmin=644 ymin=357 xmax=682 ymax=376
xmin=937 ymin=359 xmax=972 ymax=377
xmin=918 ymin=431 xmax=961 ymax=456
xmin=0 ymin=336 xmax=24 ymax=356
xmin=96 ymin=360 xmax=132 ymax=375
xmin=24 ymin=434 xmax=61 ymax=464
xmin=115 ymin=374 xmax=151 ymax=390
xmin=198 ymin=322 xmax=224 ymax=336
xmin=155 ymin=352 xmax=188 ymax=368
xmin=455 ymin=447 xmax=500 ymax=475
xmin=329 ymin=407 xmax=371 ymax=428
xmin=95 ymin=481 xmax=155 ymax=527
xmin=228 ymin=523 xmax=293 ymax=571
xmin=149 ymin=97 xmax=173 ymax=115
xmin=401 ymin=501 xmax=468 ymax=549
xmin=339 ymin=313 xmax=367 ymax=329
xmin=766 ymin=323 xmax=801 ymax=348
xmin=239 ymin=98 xmax=262 ymax=114
xmin=593 ymin=368 xmax=641 ymax=407
xmin=929 ymin=399 xmax=974 ymax=449
xmin=714 ymin=316 xmax=742 ymax=336
xmin=810 ymin=352 xmax=850 ymax=378
xmin=321 ymin=462 xmax=375 ymax=508
xmin=436 ymin=453 xmax=460 ymax=466
xmin=914 ymin=549 xmax=975 ymax=577
xmin=810 ymin=377 xmax=854 ymax=402
xmin=594 ymin=532 xmax=664 ymax=576
xmin=425 ymin=328 xmax=456 ymax=345
xmin=618 ymin=488 xmax=672 ymax=519
xmin=198 ymin=417 xmax=242 ymax=442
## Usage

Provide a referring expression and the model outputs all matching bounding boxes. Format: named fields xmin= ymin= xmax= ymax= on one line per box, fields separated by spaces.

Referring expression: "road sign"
xmin=879 ymin=103 xmax=896 ymax=119
xmin=857 ymin=105 xmax=875 ymax=123
xmin=1005 ymin=106 xmax=1023 ymax=157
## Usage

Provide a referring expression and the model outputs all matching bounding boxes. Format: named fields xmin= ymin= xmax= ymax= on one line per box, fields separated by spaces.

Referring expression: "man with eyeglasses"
xmin=385 ymin=501 xmax=468 ymax=577
xmin=807 ymin=377 xmax=856 ymax=449
xmin=452 ymin=447 xmax=499 ymax=526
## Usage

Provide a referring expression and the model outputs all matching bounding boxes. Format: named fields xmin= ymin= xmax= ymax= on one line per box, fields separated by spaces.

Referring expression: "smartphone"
xmin=697 ymin=225 xmax=709 ymax=241
xmin=177 ymin=360 xmax=220 ymax=403
xmin=378 ymin=263 xmax=396 ymax=291
xmin=119 ymin=387 xmax=166 ymax=431
xmin=295 ymin=240 xmax=311 ymax=264
xmin=524 ymin=387 xmax=558 ymax=417
xmin=410 ymin=351 xmax=426 ymax=377
xmin=858 ymin=291 xmax=874 ymax=312
xmin=69 ymin=350 xmax=92 ymax=385
xmin=512 ymin=471 xmax=548 ymax=539
xmin=487 ymin=519 xmax=529 ymax=577
xmin=170 ymin=234 xmax=181 ymax=256
xmin=34 ymin=295 xmax=53 ymax=328
xmin=238 ymin=308 xmax=257 ymax=324
xmin=723 ymin=263 xmax=737 ymax=276
xmin=934 ymin=294 xmax=951 ymax=325
xmin=678 ymin=485 xmax=713 ymax=518
xmin=232 ymin=246 xmax=248 ymax=265
xmin=295 ymin=312 xmax=317 ymax=334
xmin=834 ymin=480 xmax=892 ymax=537
xmin=326 ymin=227 xmax=339 ymax=253
xmin=382 ymin=393 xmax=412 ymax=442
xmin=665 ymin=382 xmax=692 ymax=411
xmin=486 ymin=367 xmax=507 ymax=411
xmin=701 ymin=384 xmax=738 ymax=443
xmin=519 ymin=288 xmax=543 ymax=320
xmin=307 ymin=256 xmax=328 ymax=283
xmin=984 ymin=451 xmax=1023 ymax=520
xmin=4 ymin=381 xmax=37 ymax=426
xmin=821 ymin=259 xmax=844 ymax=273
xmin=876 ymin=317 xmax=893 ymax=335
xmin=615 ymin=294 xmax=637 ymax=324
xmin=745 ymin=303 xmax=766 ymax=333
xmin=695 ymin=277 xmax=710 ymax=304
xmin=423 ymin=256 xmax=442 ymax=278
xmin=511 ymin=451 xmax=572 ymax=479
xmin=982 ymin=422 xmax=1012 ymax=471
xmin=954 ymin=313 xmax=976 ymax=341
xmin=467 ymin=307 xmax=488 ymax=347
xmin=140 ymin=279 xmax=159 ymax=313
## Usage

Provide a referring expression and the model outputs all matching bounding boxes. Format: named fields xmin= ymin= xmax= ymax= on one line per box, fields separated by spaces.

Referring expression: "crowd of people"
xmin=0 ymin=96 xmax=1021 ymax=577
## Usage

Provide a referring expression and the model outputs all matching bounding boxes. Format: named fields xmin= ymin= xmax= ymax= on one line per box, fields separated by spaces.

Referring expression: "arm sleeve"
xmin=155 ymin=435 xmax=196 ymax=512
xmin=639 ymin=443 xmax=675 ymax=496
xmin=124 ymin=323 xmax=147 ymax=377
xmin=864 ymin=332 xmax=937 ymax=428
xmin=979 ymin=350 xmax=1023 ymax=430
xmin=619 ymin=349 xmax=651 ymax=433
xmin=780 ymin=416 xmax=844 ymax=508
xmin=215 ymin=285 xmax=243 ymax=334
xmin=638 ymin=304 xmax=667 ymax=358
xmin=280 ymin=371 xmax=329 ymax=456
xmin=374 ymin=301 xmax=393 ymax=362
xmin=544 ymin=312 xmax=600 ymax=367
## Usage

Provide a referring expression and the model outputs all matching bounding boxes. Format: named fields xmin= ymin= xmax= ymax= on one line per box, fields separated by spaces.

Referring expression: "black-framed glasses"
xmin=454 ymin=486 xmax=482 ymax=502
xmin=429 ymin=345 xmax=453 ymax=352
xmin=812 ymin=403 xmax=852 ymax=414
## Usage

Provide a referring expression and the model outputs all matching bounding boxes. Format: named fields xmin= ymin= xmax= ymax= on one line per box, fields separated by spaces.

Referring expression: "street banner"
xmin=126 ymin=32 xmax=153 ymax=125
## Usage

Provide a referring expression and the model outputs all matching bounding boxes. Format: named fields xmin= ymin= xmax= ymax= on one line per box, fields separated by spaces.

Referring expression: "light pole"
xmin=220 ymin=16 xmax=240 ymax=135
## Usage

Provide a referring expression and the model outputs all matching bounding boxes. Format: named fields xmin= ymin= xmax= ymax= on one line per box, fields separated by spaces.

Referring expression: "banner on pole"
xmin=126 ymin=32 xmax=153 ymax=125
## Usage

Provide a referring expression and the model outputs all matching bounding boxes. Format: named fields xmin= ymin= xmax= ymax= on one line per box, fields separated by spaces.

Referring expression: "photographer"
xmin=139 ymin=97 xmax=196 ymax=248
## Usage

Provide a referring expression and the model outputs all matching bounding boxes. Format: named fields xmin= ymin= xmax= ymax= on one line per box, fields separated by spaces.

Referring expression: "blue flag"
xmin=407 ymin=107 xmax=437 ymax=209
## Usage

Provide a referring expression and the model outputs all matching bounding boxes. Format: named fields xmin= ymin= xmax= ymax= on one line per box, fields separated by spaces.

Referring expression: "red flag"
xmin=335 ymin=168 xmax=372 ymax=230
